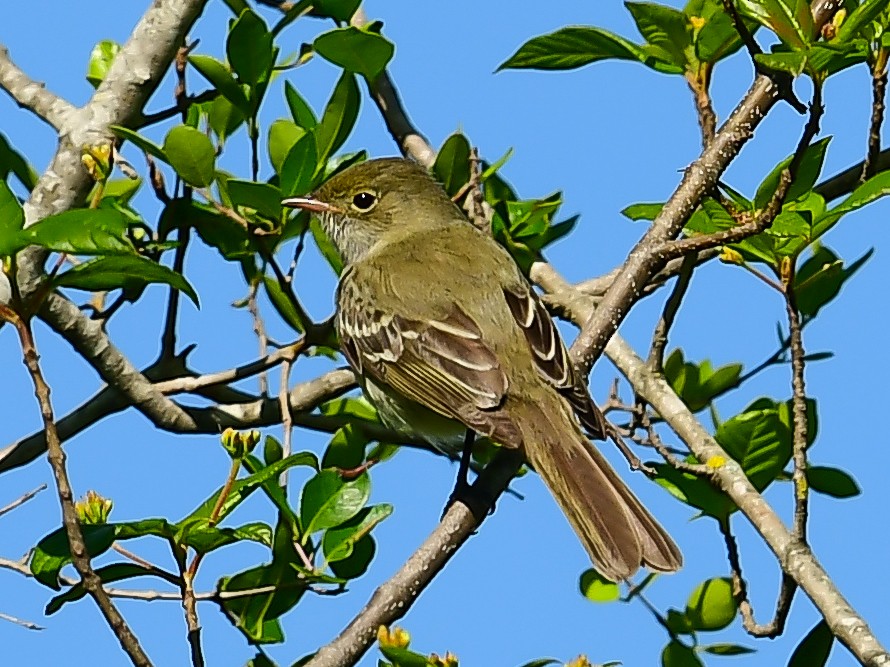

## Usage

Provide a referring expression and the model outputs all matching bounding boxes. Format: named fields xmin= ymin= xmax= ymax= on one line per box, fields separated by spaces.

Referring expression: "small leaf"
xmin=754 ymin=50 xmax=808 ymax=76
xmin=716 ymin=409 xmax=791 ymax=491
xmin=807 ymin=466 xmax=860 ymax=498
xmin=284 ymin=82 xmax=318 ymax=129
xmin=300 ymin=470 xmax=370 ymax=536
xmin=626 ymin=2 xmax=692 ymax=67
xmin=53 ymin=255 xmax=199 ymax=306
xmin=0 ymin=133 xmax=38 ymax=190
xmin=432 ymin=133 xmax=472 ymax=197
xmin=322 ymin=504 xmax=392 ymax=563
xmin=23 ymin=209 xmax=134 ymax=255
xmin=622 ymin=202 xmax=664 ymax=221
xmin=109 ymin=125 xmax=167 ymax=162
xmin=268 ymin=120 xmax=307 ymax=174
xmin=754 ymin=137 xmax=831 ymax=209
xmin=227 ymin=180 xmax=283 ymax=220
xmin=837 ymin=0 xmax=888 ymax=41
xmin=685 ymin=577 xmax=736 ymax=631
xmin=579 ymin=568 xmax=620 ymax=603
xmin=312 ymin=0 xmax=361 ymax=22
xmin=315 ymin=72 xmax=360 ymax=163
xmin=499 ymin=26 xmax=649 ymax=71
xmin=263 ymin=276 xmax=304 ymax=333
xmin=189 ymin=54 xmax=251 ymax=115
xmin=314 ymin=27 xmax=395 ymax=79
xmin=227 ymin=9 xmax=274 ymax=88
xmin=788 ymin=620 xmax=833 ymax=667
xmin=163 ymin=126 xmax=216 ymax=188
xmin=208 ymin=96 xmax=245 ymax=144
xmin=661 ymin=640 xmax=704 ymax=667
xmin=329 ymin=534 xmax=375 ymax=579
xmin=0 ymin=180 xmax=25 ymax=256
xmin=701 ymin=643 xmax=755 ymax=656
xmin=31 ymin=524 xmax=117 ymax=590
xmin=280 ymin=133 xmax=319 ymax=197
xmin=86 ymin=40 xmax=121 ymax=87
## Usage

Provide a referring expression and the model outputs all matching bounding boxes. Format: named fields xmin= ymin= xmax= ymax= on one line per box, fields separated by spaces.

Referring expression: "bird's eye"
xmin=351 ymin=191 xmax=377 ymax=211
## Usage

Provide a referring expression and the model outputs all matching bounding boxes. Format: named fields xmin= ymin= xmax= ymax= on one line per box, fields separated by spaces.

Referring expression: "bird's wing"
xmin=337 ymin=271 xmax=523 ymax=446
xmin=502 ymin=284 xmax=606 ymax=439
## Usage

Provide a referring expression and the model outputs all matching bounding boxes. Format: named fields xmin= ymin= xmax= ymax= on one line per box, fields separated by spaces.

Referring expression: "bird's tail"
xmin=512 ymin=396 xmax=682 ymax=581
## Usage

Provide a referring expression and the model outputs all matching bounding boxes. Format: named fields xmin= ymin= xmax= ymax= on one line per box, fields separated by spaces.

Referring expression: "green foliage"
xmin=163 ymin=125 xmax=217 ymax=188
xmin=663 ymin=349 xmax=742 ymax=413
xmin=787 ymin=620 xmax=834 ymax=666
xmin=314 ymin=25 xmax=395 ymax=79
xmin=86 ymin=40 xmax=120 ymax=87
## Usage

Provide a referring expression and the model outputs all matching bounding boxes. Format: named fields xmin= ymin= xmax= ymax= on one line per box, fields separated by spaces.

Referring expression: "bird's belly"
xmin=364 ymin=378 xmax=466 ymax=456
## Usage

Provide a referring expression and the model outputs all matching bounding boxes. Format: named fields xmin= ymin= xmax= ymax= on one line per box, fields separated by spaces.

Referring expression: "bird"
xmin=282 ymin=157 xmax=682 ymax=581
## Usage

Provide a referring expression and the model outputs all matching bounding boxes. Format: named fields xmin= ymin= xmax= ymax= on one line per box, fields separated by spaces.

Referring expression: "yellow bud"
xmin=689 ymin=16 xmax=706 ymax=30
xmin=81 ymin=143 xmax=112 ymax=181
xmin=221 ymin=428 xmax=260 ymax=459
xmin=719 ymin=247 xmax=744 ymax=265
xmin=429 ymin=652 xmax=459 ymax=667
xmin=706 ymin=455 xmax=726 ymax=468
xmin=377 ymin=625 xmax=411 ymax=649
xmin=75 ymin=490 xmax=113 ymax=524
xmin=565 ymin=656 xmax=593 ymax=667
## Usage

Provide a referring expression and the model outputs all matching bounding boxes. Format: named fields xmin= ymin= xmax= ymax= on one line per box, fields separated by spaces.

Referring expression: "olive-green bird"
xmin=283 ymin=157 xmax=681 ymax=581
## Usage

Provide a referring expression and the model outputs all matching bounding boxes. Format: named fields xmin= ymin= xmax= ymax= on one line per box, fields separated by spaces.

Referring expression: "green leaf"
xmin=794 ymin=246 xmax=871 ymax=318
xmin=163 ymin=126 xmax=216 ymax=188
xmin=322 ymin=423 xmax=370 ymax=470
xmin=53 ymin=255 xmax=199 ymax=307
xmin=185 ymin=453 xmax=318 ymax=525
xmin=685 ymin=577 xmax=737 ymax=631
xmin=654 ymin=457 xmax=733 ymax=519
xmin=46 ymin=563 xmax=177 ymax=614
xmin=31 ymin=524 xmax=117 ymax=590
xmin=227 ymin=180 xmax=283 ymax=220
xmin=661 ymin=640 xmax=704 ymax=667
xmin=622 ymin=202 xmax=664 ymax=221
xmin=716 ymin=409 xmax=792 ymax=491
xmin=754 ymin=50 xmax=808 ymax=76
xmin=378 ymin=645 xmax=432 ymax=667
xmin=280 ymin=133 xmax=319 ymax=197
xmin=666 ymin=608 xmax=695 ymax=635
xmin=164 ymin=198 xmax=253 ymax=260
xmin=315 ymin=72 xmax=360 ymax=163
xmin=208 ymin=96 xmax=245 ymax=144
xmin=694 ymin=5 xmax=752 ymax=62
xmin=86 ymin=40 xmax=121 ymax=87
xmin=329 ymin=534 xmax=375 ymax=579
xmin=300 ymin=470 xmax=370 ymax=536
xmin=0 ymin=180 xmax=25 ymax=256
xmin=432 ymin=133 xmax=472 ymax=197
xmin=312 ymin=0 xmax=361 ymax=22
xmin=189 ymin=54 xmax=251 ymax=115
xmin=807 ymin=466 xmax=860 ymax=498
xmin=816 ymin=170 xmax=890 ymax=239
xmin=322 ymin=504 xmax=392 ymax=563
xmin=227 ymin=9 xmax=274 ymax=88
xmin=314 ymin=27 xmax=395 ymax=80
xmin=109 ymin=125 xmax=167 ymax=162
xmin=176 ymin=519 xmax=272 ymax=553
xmin=23 ymin=209 xmax=135 ymax=255
xmin=579 ymin=568 xmax=620 ymax=603
xmin=754 ymin=137 xmax=831 ymax=209
xmin=626 ymin=2 xmax=692 ymax=67
xmin=498 ymin=26 xmax=650 ymax=71
xmin=788 ymin=620 xmax=833 ymax=667
xmin=738 ymin=0 xmax=814 ymax=47
xmin=0 ymin=133 xmax=38 ymax=190
xmin=837 ymin=0 xmax=889 ymax=41
xmin=264 ymin=276 xmax=304 ymax=333
xmin=284 ymin=82 xmax=318 ymax=129
xmin=701 ymin=643 xmax=755 ymax=655
xmin=310 ymin=217 xmax=344 ymax=275
xmin=268 ymin=120 xmax=307 ymax=174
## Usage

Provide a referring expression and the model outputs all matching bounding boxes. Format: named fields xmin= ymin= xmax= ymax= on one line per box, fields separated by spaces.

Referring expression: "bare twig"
xmin=720 ymin=517 xmax=796 ymax=637
xmin=0 ymin=305 xmax=153 ymax=667
xmin=247 ymin=280 xmax=270 ymax=396
xmin=0 ymin=611 xmax=44 ymax=631
xmin=647 ymin=253 xmax=697 ymax=375
xmin=0 ymin=484 xmax=46 ymax=519
xmin=861 ymin=50 xmax=888 ymax=182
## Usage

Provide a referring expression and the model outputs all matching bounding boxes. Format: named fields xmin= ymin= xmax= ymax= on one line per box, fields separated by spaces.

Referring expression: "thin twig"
xmin=719 ymin=516 xmax=796 ymax=637
xmin=0 ymin=484 xmax=46 ymax=519
xmin=0 ymin=611 xmax=44 ymax=631
xmin=861 ymin=50 xmax=888 ymax=182
xmin=784 ymin=275 xmax=809 ymax=544
xmin=647 ymin=253 xmax=698 ymax=375
xmin=247 ymin=280 xmax=269 ymax=396
xmin=0 ymin=304 xmax=153 ymax=667
xmin=278 ymin=359 xmax=294 ymax=485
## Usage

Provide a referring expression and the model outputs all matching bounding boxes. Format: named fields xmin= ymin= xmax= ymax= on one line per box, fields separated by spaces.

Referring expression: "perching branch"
xmin=0 ymin=45 xmax=76 ymax=130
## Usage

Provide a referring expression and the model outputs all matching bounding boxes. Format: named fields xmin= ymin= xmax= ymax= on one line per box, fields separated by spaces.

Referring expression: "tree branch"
xmin=0 ymin=45 xmax=76 ymax=130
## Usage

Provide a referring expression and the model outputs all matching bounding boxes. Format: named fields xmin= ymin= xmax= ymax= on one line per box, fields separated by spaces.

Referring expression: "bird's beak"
xmin=282 ymin=196 xmax=336 ymax=213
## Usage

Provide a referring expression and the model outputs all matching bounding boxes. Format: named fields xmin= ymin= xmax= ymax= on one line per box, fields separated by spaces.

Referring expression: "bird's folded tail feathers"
xmin=514 ymin=397 xmax=682 ymax=582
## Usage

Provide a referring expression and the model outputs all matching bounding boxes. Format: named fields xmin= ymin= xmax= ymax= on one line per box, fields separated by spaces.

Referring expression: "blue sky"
xmin=1 ymin=1 xmax=888 ymax=666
